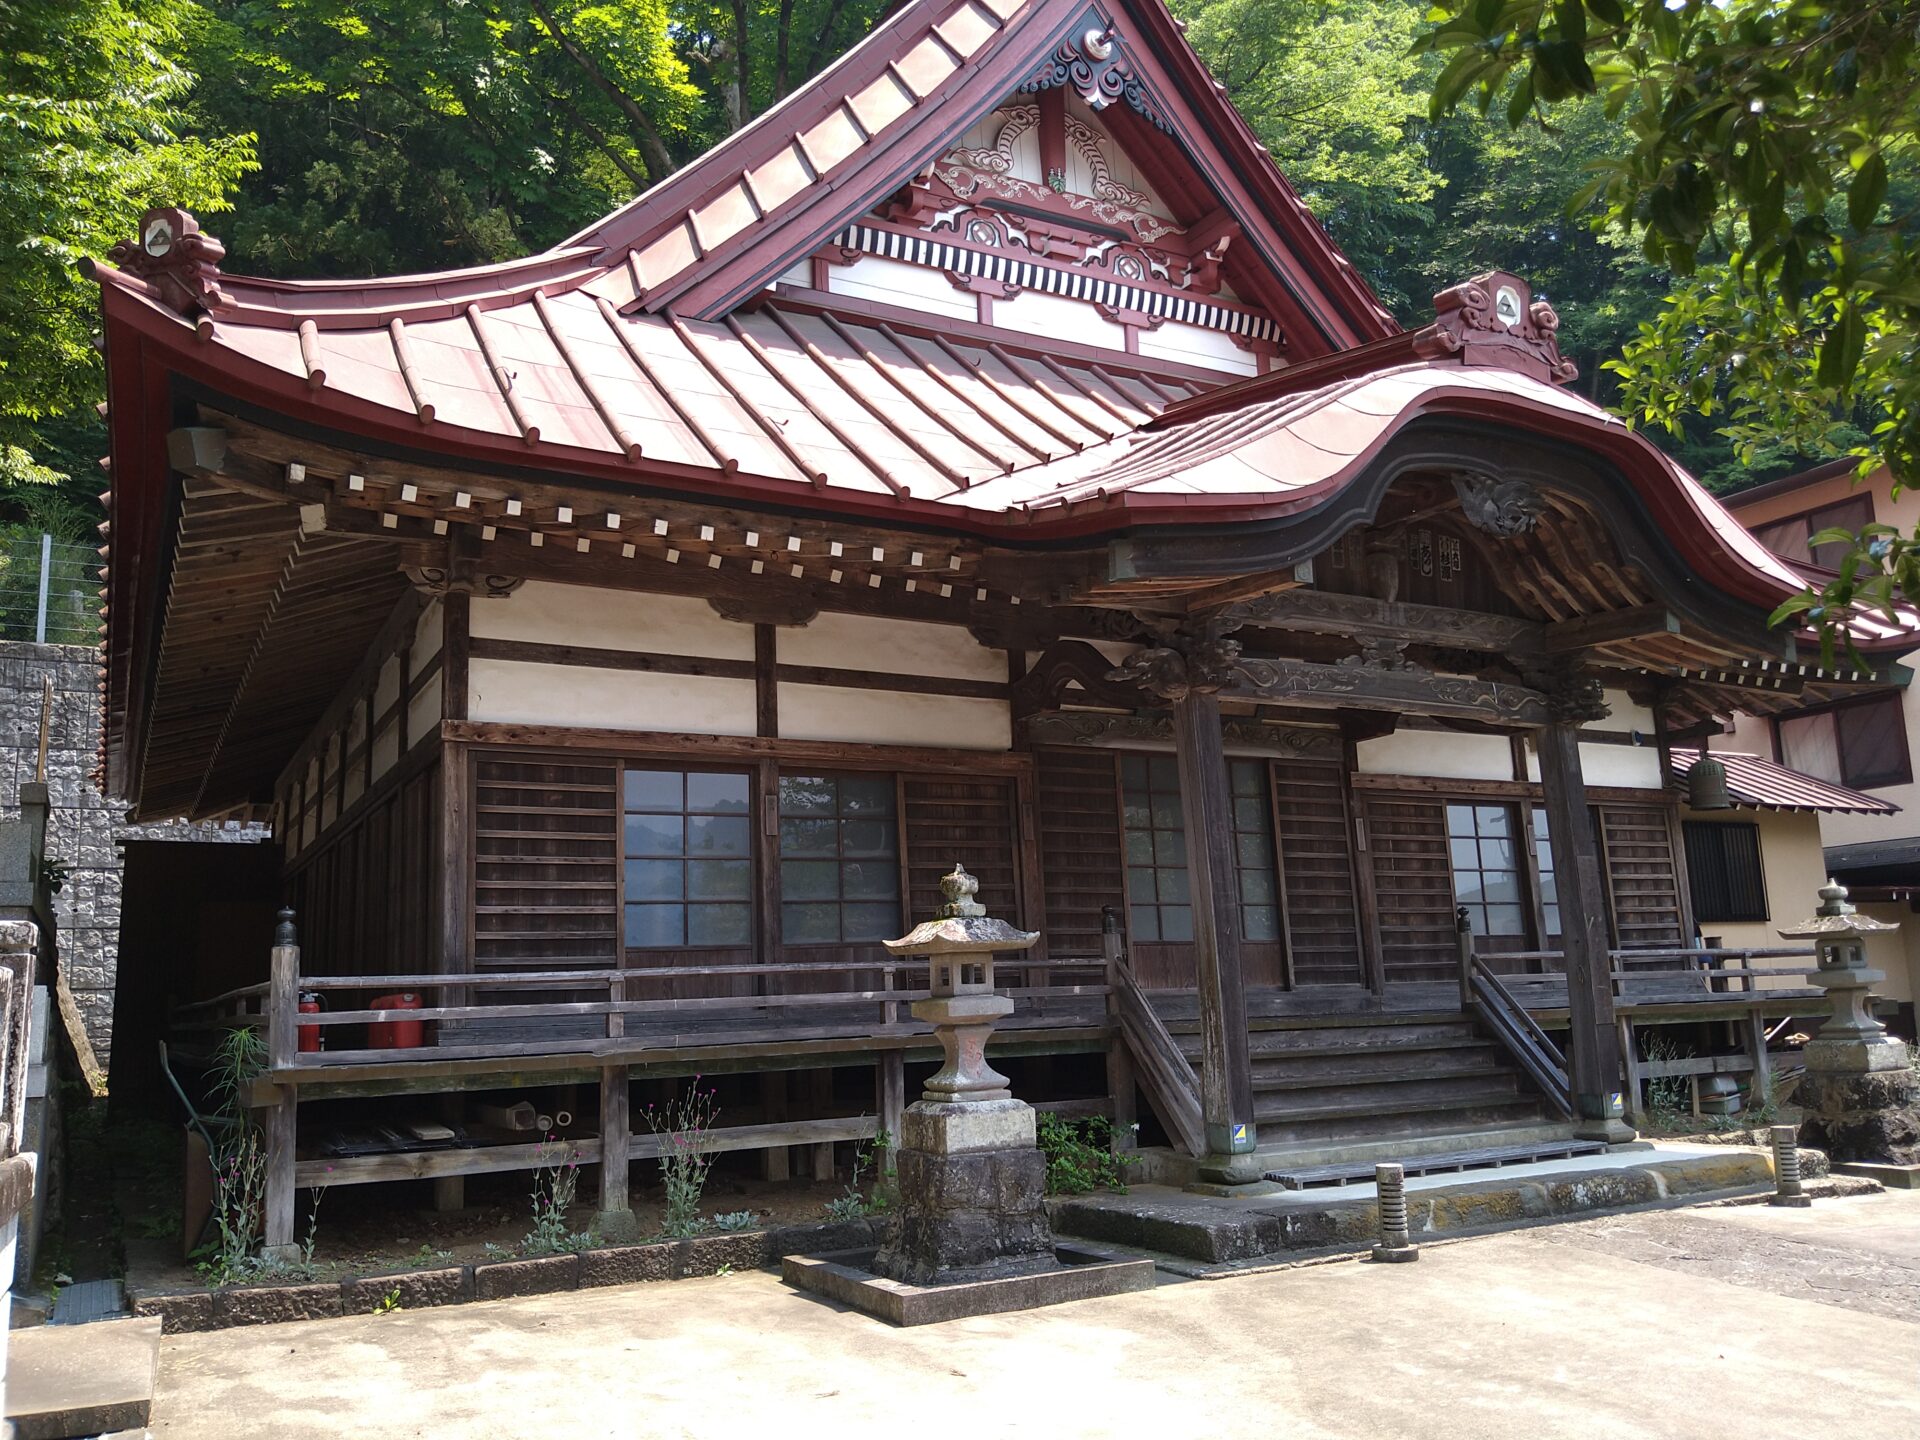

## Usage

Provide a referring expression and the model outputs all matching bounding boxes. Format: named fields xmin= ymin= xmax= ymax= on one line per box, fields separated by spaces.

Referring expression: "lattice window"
xmin=1447 ymin=802 xmax=1526 ymax=939
xmin=778 ymin=773 xmax=901 ymax=943
xmin=621 ymin=767 xmax=754 ymax=949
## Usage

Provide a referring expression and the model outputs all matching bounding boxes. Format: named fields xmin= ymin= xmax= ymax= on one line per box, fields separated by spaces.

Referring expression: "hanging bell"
xmin=1687 ymin=756 xmax=1733 ymax=811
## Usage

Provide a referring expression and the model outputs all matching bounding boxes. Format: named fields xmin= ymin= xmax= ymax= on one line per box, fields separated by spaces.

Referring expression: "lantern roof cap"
xmin=1778 ymin=878 xmax=1901 ymax=939
xmin=883 ymin=864 xmax=1040 ymax=956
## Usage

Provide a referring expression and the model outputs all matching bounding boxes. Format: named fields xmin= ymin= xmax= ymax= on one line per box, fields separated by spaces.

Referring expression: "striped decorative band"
xmin=834 ymin=224 xmax=1281 ymax=344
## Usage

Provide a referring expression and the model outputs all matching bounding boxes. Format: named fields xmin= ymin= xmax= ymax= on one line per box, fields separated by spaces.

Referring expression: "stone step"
xmin=5 ymin=1314 xmax=159 ymax=1440
xmin=1264 ymin=1136 xmax=1610 ymax=1189
xmin=1050 ymin=1147 xmax=1776 ymax=1266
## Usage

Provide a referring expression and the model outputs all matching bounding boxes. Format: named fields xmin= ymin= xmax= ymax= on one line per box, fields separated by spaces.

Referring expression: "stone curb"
xmin=128 ymin=1217 xmax=878 ymax=1334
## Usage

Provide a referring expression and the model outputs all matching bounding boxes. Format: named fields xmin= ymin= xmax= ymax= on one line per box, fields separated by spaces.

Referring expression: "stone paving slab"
xmin=6 ymin=1315 xmax=160 ymax=1440
xmin=141 ymin=1193 xmax=1920 ymax=1440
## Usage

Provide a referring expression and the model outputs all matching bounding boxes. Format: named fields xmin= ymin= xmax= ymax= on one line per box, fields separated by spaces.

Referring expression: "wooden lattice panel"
xmin=1267 ymin=760 xmax=1365 ymax=988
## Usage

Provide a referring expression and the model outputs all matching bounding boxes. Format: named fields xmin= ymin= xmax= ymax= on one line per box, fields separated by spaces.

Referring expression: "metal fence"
xmin=0 ymin=533 xmax=98 ymax=647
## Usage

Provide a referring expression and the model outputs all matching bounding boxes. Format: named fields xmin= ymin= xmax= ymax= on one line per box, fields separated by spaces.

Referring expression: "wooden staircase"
xmin=1166 ymin=1010 xmax=1558 ymax=1149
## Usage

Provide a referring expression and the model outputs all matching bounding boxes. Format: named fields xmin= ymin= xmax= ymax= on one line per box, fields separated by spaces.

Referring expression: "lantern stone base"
xmin=1796 ymin=1065 xmax=1920 ymax=1166
xmin=871 ymin=1099 xmax=1055 ymax=1286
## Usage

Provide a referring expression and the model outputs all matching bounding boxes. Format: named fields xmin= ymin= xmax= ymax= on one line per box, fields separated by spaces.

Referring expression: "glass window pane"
xmin=841 ymin=859 xmax=896 ymax=900
xmin=779 ymin=817 xmax=837 ymax=857
xmin=1154 ymin=829 xmax=1188 ymax=867
xmin=781 ymin=903 xmax=838 ymax=943
xmin=624 ymin=769 xmax=682 ymax=811
xmin=1122 ymin=801 xmax=1152 ymax=830
xmin=781 ymin=859 xmax=840 ymax=901
xmin=1239 ymin=868 xmax=1276 ymax=905
xmin=1479 ymin=837 xmax=1516 ymax=871
xmin=1233 ymin=797 xmax=1265 ymax=831
xmin=687 ymin=771 xmax=749 ymax=813
xmin=1150 ymin=793 xmax=1183 ymax=829
xmin=1235 ymin=832 xmax=1272 ymax=868
xmin=624 ymin=814 xmax=683 ymax=856
xmin=1127 ymin=868 xmax=1158 ymax=904
xmin=688 ymin=903 xmax=751 ymax=947
xmin=843 ymin=902 xmax=900 ymax=942
xmin=1449 ymin=837 xmax=1479 ymax=870
xmin=1243 ymin=905 xmax=1278 ymax=942
xmin=1149 ymin=755 xmax=1180 ymax=788
xmin=1476 ymin=805 xmax=1510 ymax=835
xmin=1485 ymin=903 xmax=1526 ymax=936
xmin=1482 ymin=871 xmax=1521 ymax=904
xmin=1455 ymin=873 xmax=1485 ymax=905
xmin=688 ymin=859 xmax=751 ymax=900
xmin=1156 ymin=868 xmax=1191 ymax=904
xmin=838 ymin=775 xmax=895 ymax=815
xmin=779 ymin=775 xmax=836 ymax=815
xmin=841 ymin=819 xmax=896 ymax=857
xmin=625 ymin=858 xmax=684 ymax=901
xmin=688 ymin=815 xmax=751 ymax=856
xmin=1129 ymin=905 xmax=1160 ymax=943
xmin=1543 ymin=904 xmax=1562 ymax=937
xmin=1447 ymin=804 xmax=1476 ymax=838
xmin=1159 ymin=905 xmax=1194 ymax=942
xmin=1539 ymin=873 xmax=1559 ymax=903
xmin=1124 ymin=831 xmax=1154 ymax=865
xmin=1119 ymin=755 xmax=1150 ymax=788
xmin=1231 ymin=761 xmax=1262 ymax=797
xmin=625 ymin=903 xmax=684 ymax=947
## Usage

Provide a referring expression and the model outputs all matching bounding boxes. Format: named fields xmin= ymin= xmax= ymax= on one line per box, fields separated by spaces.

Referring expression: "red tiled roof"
xmin=1670 ymin=749 xmax=1901 ymax=815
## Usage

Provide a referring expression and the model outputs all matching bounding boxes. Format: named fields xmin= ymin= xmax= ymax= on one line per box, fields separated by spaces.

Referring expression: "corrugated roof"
xmin=1671 ymin=748 xmax=1900 ymax=815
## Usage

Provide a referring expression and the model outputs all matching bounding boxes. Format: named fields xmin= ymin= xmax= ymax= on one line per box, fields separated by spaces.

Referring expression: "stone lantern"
xmin=870 ymin=864 xmax=1055 ymax=1284
xmin=1778 ymin=879 xmax=1919 ymax=1165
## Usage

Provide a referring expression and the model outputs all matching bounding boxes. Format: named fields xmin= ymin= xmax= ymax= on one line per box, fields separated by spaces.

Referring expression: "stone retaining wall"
xmin=0 ymin=642 xmax=265 ymax=1062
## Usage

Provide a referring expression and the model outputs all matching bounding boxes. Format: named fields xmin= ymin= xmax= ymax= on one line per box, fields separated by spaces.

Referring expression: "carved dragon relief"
xmin=1452 ymin=472 xmax=1544 ymax=538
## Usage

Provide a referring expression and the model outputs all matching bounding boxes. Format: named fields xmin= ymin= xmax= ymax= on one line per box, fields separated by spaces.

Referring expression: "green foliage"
xmin=708 ymin=1209 xmax=757 ymax=1232
xmin=641 ymin=1081 xmax=718 ymax=1239
xmin=821 ymin=1128 xmax=892 ymax=1221
xmin=1035 ymin=1113 xmax=1130 ymax=1196
xmin=1415 ymin=0 xmax=1920 ymax=643
xmin=522 ymin=1141 xmax=591 ymax=1255
xmin=372 ymin=1286 xmax=403 ymax=1314
xmin=1 ymin=0 xmax=254 ymax=491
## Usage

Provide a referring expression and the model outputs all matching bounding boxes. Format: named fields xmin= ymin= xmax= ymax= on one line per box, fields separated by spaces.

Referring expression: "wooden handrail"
xmin=1469 ymin=957 xmax=1572 ymax=1119
xmin=1104 ymin=916 xmax=1204 ymax=1158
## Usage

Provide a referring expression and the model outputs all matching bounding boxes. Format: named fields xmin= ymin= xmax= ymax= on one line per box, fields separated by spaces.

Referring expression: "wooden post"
xmin=1535 ymin=722 xmax=1630 ymax=1141
xmin=1618 ymin=1017 xmax=1645 ymax=1128
xmin=1743 ymin=1009 xmax=1774 ymax=1111
xmin=262 ymin=908 xmax=301 ymax=1260
xmin=596 ymin=1064 xmax=637 ymax=1239
xmin=1101 ymin=908 xmax=1137 ymax=1144
xmin=1171 ymin=690 xmax=1256 ymax=1174
xmin=1455 ymin=906 xmax=1476 ymax=1011
xmin=808 ymin=1068 xmax=835 ymax=1182
xmin=877 ymin=1051 xmax=906 ymax=1148
xmin=761 ymin=1071 xmax=790 ymax=1182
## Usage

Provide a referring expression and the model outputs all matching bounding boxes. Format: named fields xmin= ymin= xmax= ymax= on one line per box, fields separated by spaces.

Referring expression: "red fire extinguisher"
xmin=369 ymin=992 xmax=425 ymax=1049
xmin=298 ymin=991 xmax=324 ymax=1053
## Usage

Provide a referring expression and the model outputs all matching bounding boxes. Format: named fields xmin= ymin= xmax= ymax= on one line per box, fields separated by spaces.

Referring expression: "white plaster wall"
xmin=1592 ymin=689 xmax=1656 ymax=737
xmin=994 ymin=290 xmax=1127 ymax=355
xmin=372 ymin=722 xmax=399 ymax=779
xmin=1357 ymin=730 xmax=1513 ymax=782
xmin=373 ymin=654 xmax=401 ymax=716
xmin=779 ymin=613 xmax=1005 ymax=683
xmin=469 ymin=658 xmax=757 ymax=735
xmin=411 ymin=597 xmax=443 ymax=669
xmin=1137 ymin=321 xmax=1259 ymax=376
xmin=1681 ymin=806 xmax=1823 ymax=988
xmin=471 ymin=582 xmax=755 ymax=660
xmin=827 ymin=255 xmax=976 ymax=320
xmin=407 ymin=671 xmax=444 ymax=750
xmin=1518 ymin=738 xmax=1665 ymax=790
xmin=777 ymin=684 xmax=1010 ymax=750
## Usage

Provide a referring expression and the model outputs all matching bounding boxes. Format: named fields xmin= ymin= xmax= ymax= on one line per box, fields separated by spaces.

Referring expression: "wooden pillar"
xmin=1743 ymin=1010 xmax=1774 ymax=1111
xmin=596 ymin=1065 xmax=637 ymax=1238
xmin=1101 ymin=909 xmax=1137 ymax=1144
xmin=877 ymin=1052 xmax=906 ymax=1148
xmin=808 ymin=1068 xmax=835 ymax=1181
xmin=1535 ymin=722 xmax=1630 ymax=1140
xmin=761 ymin=1071 xmax=790 ymax=1182
xmin=1170 ymin=690 xmax=1256 ymax=1171
xmin=261 ymin=910 xmax=300 ymax=1260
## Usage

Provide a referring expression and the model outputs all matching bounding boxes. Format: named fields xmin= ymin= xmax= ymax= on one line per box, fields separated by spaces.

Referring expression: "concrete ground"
xmin=146 ymin=1190 xmax=1920 ymax=1440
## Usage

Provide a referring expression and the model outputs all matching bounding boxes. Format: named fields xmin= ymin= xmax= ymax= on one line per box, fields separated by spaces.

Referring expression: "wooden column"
xmin=1170 ymin=690 xmax=1256 ymax=1169
xmin=1101 ymin=908 xmax=1137 ymax=1143
xmin=261 ymin=910 xmax=301 ymax=1260
xmin=877 ymin=1052 xmax=906 ymax=1149
xmin=1535 ymin=722 xmax=1629 ymax=1139
xmin=596 ymin=1065 xmax=637 ymax=1238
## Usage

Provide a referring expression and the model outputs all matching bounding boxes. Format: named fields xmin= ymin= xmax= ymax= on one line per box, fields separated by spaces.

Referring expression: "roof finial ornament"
xmin=105 ymin=208 xmax=233 ymax=320
xmin=1412 ymin=271 xmax=1578 ymax=386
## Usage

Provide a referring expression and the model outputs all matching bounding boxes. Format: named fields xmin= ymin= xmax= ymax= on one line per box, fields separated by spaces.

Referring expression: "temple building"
xmin=88 ymin=0 xmax=1912 ymax=1237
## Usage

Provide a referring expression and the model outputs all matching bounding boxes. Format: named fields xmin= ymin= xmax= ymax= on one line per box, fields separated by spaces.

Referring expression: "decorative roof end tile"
xmin=107 ymin=208 xmax=234 ymax=319
xmin=1411 ymin=271 xmax=1578 ymax=386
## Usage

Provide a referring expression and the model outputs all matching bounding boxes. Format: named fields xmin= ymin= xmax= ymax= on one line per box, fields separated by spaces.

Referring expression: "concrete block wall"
xmin=0 ymin=642 xmax=264 ymax=1063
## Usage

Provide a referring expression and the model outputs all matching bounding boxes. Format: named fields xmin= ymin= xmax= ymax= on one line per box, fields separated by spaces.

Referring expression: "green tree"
xmin=1415 ymin=0 xmax=1920 ymax=645
xmin=1 ymin=0 xmax=254 ymax=499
